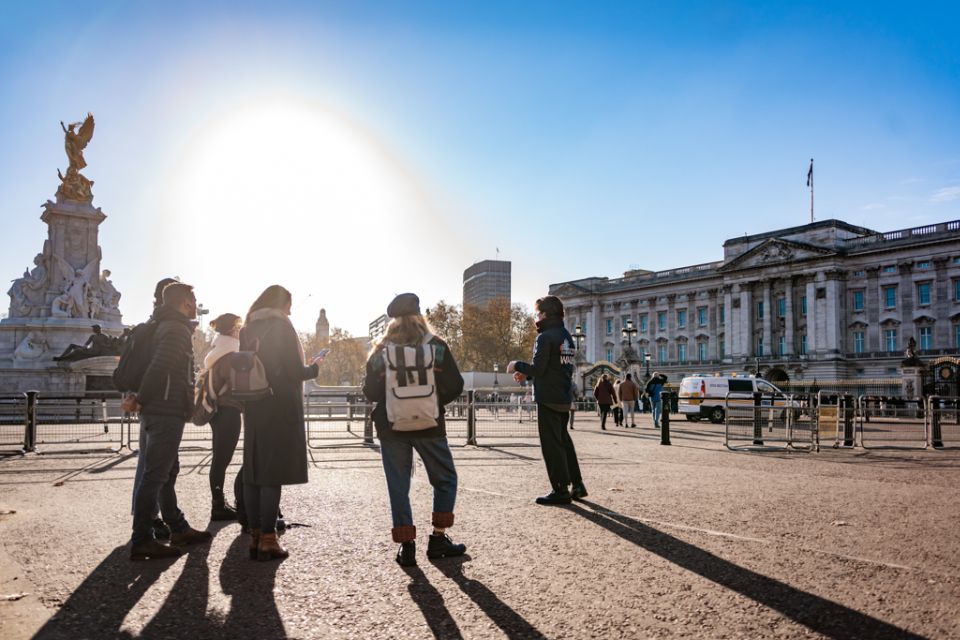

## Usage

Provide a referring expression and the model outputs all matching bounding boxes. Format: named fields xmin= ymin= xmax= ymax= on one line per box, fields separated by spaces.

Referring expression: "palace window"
xmin=917 ymin=261 xmax=931 ymax=270
xmin=853 ymin=290 xmax=865 ymax=311
xmin=853 ymin=331 xmax=865 ymax=354
xmin=678 ymin=343 xmax=687 ymax=363
xmin=917 ymin=282 xmax=931 ymax=306
xmin=778 ymin=335 xmax=786 ymax=356
xmin=884 ymin=286 xmax=897 ymax=309
xmin=919 ymin=326 xmax=932 ymax=350
xmin=777 ymin=297 xmax=786 ymax=318
xmin=757 ymin=301 xmax=764 ymax=319
xmin=606 ymin=348 xmax=613 ymax=362
xmin=639 ymin=315 xmax=648 ymax=332
xmin=697 ymin=307 xmax=707 ymax=326
xmin=801 ymin=296 xmax=807 ymax=316
xmin=606 ymin=318 xmax=613 ymax=335
xmin=621 ymin=315 xmax=630 ymax=329
xmin=698 ymin=340 xmax=708 ymax=362
xmin=677 ymin=309 xmax=687 ymax=329
xmin=884 ymin=329 xmax=898 ymax=352
xmin=853 ymin=270 xmax=866 ymax=277
xmin=757 ymin=338 xmax=764 ymax=357
xmin=955 ymin=280 xmax=960 ymax=302
xmin=719 ymin=304 xmax=725 ymax=325
xmin=883 ymin=265 xmax=897 ymax=273
xmin=657 ymin=312 xmax=666 ymax=330
xmin=657 ymin=344 xmax=667 ymax=363
xmin=955 ymin=324 xmax=960 ymax=348
xmin=719 ymin=338 xmax=725 ymax=359
xmin=800 ymin=334 xmax=807 ymax=355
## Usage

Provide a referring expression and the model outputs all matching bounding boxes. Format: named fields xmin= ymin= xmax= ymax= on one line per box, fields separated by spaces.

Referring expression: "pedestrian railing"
xmin=304 ymin=395 xmax=374 ymax=449
xmin=858 ymin=396 xmax=927 ymax=449
xmin=0 ymin=394 xmax=28 ymax=454
xmin=926 ymin=396 xmax=959 ymax=449
xmin=724 ymin=392 xmax=811 ymax=450
xmin=813 ymin=392 xmax=856 ymax=451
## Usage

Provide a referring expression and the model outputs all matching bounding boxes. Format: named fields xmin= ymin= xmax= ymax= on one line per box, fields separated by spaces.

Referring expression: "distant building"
xmin=549 ymin=218 xmax=960 ymax=383
xmin=463 ymin=259 xmax=511 ymax=307
xmin=369 ymin=314 xmax=388 ymax=342
xmin=316 ymin=308 xmax=329 ymax=344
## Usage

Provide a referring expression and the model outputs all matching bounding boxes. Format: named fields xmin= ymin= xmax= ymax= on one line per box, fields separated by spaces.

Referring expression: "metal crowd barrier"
xmin=32 ymin=392 xmax=127 ymax=453
xmin=926 ymin=396 xmax=959 ymax=449
xmin=724 ymin=392 xmax=811 ymax=450
xmin=0 ymin=394 xmax=28 ymax=454
xmin=858 ymin=396 xmax=927 ymax=449
xmin=814 ymin=392 xmax=856 ymax=451
xmin=304 ymin=395 xmax=374 ymax=448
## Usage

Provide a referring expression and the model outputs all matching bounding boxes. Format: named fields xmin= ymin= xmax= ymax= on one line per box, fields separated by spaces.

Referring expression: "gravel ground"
xmin=0 ymin=413 xmax=958 ymax=639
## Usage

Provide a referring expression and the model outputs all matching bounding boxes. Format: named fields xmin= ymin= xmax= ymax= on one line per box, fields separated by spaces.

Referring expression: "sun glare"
xmin=168 ymin=99 xmax=427 ymax=330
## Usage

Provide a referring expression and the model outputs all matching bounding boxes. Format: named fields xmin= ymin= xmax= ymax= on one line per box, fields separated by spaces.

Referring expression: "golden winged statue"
xmin=56 ymin=113 xmax=96 ymax=202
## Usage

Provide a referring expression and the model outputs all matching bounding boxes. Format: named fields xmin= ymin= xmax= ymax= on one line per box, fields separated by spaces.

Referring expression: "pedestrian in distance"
xmin=129 ymin=282 xmax=212 ymax=560
xmin=202 ymin=313 xmax=243 ymax=521
xmin=508 ymin=295 xmax=587 ymax=506
xmin=362 ymin=293 xmax=467 ymax=567
xmin=240 ymin=285 xmax=326 ymax=561
xmin=593 ymin=374 xmax=618 ymax=430
xmin=618 ymin=373 xmax=641 ymax=428
xmin=612 ymin=378 xmax=624 ymax=427
xmin=646 ymin=372 xmax=667 ymax=429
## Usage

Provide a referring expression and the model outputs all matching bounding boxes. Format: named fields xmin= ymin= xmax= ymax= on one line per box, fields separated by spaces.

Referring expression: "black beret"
xmin=387 ymin=293 xmax=421 ymax=318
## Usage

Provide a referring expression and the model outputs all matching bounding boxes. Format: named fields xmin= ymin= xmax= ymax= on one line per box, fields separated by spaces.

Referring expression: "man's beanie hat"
xmin=387 ymin=293 xmax=421 ymax=318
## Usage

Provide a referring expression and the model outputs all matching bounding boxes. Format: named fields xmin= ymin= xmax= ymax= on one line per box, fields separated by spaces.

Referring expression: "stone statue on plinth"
xmin=56 ymin=113 xmax=95 ymax=203
xmin=53 ymin=324 xmax=118 ymax=362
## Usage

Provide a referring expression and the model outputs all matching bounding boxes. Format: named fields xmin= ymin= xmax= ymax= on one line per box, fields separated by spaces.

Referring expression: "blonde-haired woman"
xmin=240 ymin=285 xmax=325 ymax=560
xmin=362 ymin=293 xmax=466 ymax=567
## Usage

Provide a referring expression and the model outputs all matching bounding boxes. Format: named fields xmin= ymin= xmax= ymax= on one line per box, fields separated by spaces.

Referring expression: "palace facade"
xmin=548 ymin=218 xmax=960 ymax=383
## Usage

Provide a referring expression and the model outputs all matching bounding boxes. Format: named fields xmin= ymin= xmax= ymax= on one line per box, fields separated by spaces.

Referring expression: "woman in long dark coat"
xmin=240 ymin=285 xmax=324 ymax=560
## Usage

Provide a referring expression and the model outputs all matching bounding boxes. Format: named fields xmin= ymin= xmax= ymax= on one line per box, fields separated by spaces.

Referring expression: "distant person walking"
xmin=240 ymin=285 xmax=326 ymax=561
xmin=508 ymin=295 xmax=587 ymax=505
xmin=618 ymin=373 xmax=641 ymax=428
xmin=646 ymin=372 xmax=667 ymax=429
xmin=593 ymin=374 xmax=618 ymax=430
xmin=612 ymin=378 xmax=624 ymax=427
xmin=130 ymin=282 xmax=211 ymax=560
xmin=202 ymin=313 xmax=243 ymax=521
xmin=362 ymin=293 xmax=467 ymax=567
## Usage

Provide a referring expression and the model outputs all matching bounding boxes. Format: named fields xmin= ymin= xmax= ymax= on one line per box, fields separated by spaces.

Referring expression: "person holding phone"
xmin=239 ymin=285 xmax=325 ymax=561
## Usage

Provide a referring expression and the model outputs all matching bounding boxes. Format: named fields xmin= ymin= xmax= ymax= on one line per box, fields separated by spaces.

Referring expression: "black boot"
xmin=571 ymin=482 xmax=589 ymax=500
xmin=396 ymin=541 xmax=416 ymax=567
xmin=535 ymin=484 xmax=572 ymax=505
xmin=427 ymin=533 xmax=466 ymax=559
xmin=211 ymin=490 xmax=238 ymax=521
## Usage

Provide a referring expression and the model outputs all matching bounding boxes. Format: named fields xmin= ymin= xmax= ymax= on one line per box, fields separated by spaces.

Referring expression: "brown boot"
xmin=257 ymin=532 xmax=288 ymax=561
xmin=170 ymin=526 xmax=213 ymax=547
xmin=248 ymin=529 xmax=261 ymax=560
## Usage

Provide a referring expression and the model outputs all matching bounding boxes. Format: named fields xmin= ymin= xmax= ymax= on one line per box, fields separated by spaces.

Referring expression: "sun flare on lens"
xmin=169 ymin=99 xmax=424 ymax=329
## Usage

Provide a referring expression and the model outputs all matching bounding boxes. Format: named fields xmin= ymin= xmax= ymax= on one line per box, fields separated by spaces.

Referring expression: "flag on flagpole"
xmin=806 ymin=158 xmax=813 ymax=187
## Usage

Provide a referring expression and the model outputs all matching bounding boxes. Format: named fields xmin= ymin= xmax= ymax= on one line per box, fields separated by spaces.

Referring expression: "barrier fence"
xmin=3 ymin=389 xmax=956 ymax=454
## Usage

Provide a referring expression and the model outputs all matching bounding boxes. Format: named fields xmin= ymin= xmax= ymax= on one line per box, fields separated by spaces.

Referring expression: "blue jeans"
xmin=131 ymin=414 xmax=189 ymax=544
xmin=380 ymin=437 xmax=457 ymax=528
xmin=652 ymin=398 xmax=663 ymax=427
xmin=130 ymin=426 xmax=160 ymax=518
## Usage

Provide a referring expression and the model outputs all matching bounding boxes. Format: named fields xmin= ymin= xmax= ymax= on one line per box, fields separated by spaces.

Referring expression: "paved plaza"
xmin=1 ymin=413 xmax=958 ymax=639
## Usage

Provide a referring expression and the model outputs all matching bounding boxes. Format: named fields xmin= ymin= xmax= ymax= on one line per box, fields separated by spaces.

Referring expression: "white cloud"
xmin=931 ymin=186 xmax=960 ymax=203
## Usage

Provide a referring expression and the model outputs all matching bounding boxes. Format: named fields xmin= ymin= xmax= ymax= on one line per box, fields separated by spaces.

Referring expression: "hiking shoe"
xmin=170 ymin=526 xmax=213 ymax=546
xmin=396 ymin=541 xmax=416 ymax=567
xmin=535 ymin=487 xmax=573 ymax=505
xmin=211 ymin=502 xmax=238 ymax=522
xmin=571 ymin=483 xmax=589 ymax=500
xmin=257 ymin=532 xmax=289 ymax=561
xmin=130 ymin=539 xmax=183 ymax=561
xmin=427 ymin=534 xmax=466 ymax=560
xmin=152 ymin=518 xmax=171 ymax=541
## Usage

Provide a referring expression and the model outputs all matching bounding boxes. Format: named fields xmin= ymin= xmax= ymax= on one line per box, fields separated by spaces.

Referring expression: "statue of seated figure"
xmin=53 ymin=325 xmax=114 ymax=362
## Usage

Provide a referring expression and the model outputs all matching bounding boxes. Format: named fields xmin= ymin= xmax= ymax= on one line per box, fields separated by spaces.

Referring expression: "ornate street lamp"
xmin=573 ymin=324 xmax=586 ymax=352
xmin=644 ymin=352 xmax=652 ymax=378
xmin=621 ymin=318 xmax=638 ymax=349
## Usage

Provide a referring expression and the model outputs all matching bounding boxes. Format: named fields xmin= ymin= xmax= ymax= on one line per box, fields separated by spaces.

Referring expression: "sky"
xmin=1 ymin=1 xmax=959 ymax=335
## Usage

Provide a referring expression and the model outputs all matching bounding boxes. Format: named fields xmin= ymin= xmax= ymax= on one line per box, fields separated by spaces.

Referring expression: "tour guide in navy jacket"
xmin=508 ymin=295 xmax=587 ymax=505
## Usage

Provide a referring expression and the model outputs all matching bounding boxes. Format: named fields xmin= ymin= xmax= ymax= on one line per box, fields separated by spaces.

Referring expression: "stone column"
xmin=933 ymin=257 xmax=951 ymax=347
xmin=589 ymin=300 xmax=600 ymax=363
xmin=824 ymin=270 xmax=844 ymax=356
xmin=762 ymin=280 xmax=772 ymax=357
xmin=722 ymin=285 xmax=733 ymax=362
xmin=784 ymin=279 xmax=794 ymax=355
xmin=805 ymin=278 xmax=818 ymax=356
xmin=740 ymin=285 xmax=753 ymax=359
xmin=899 ymin=262 xmax=915 ymax=344
xmin=866 ymin=266 xmax=881 ymax=352
xmin=666 ymin=294 xmax=676 ymax=361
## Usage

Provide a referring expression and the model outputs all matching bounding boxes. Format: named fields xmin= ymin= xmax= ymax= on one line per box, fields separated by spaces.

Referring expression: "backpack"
xmin=191 ymin=369 xmax=217 ymax=426
xmin=112 ymin=320 xmax=159 ymax=392
xmin=215 ymin=351 xmax=272 ymax=402
xmin=384 ymin=334 xmax=439 ymax=431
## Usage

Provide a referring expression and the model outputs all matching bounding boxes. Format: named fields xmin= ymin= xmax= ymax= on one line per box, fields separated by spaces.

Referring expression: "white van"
xmin=678 ymin=375 xmax=796 ymax=423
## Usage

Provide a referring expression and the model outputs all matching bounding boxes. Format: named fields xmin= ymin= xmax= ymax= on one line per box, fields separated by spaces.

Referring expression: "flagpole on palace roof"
xmin=807 ymin=158 xmax=814 ymax=223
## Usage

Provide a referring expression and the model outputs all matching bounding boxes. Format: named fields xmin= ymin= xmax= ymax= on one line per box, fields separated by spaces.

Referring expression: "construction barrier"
xmin=857 ymin=396 xmax=927 ymax=449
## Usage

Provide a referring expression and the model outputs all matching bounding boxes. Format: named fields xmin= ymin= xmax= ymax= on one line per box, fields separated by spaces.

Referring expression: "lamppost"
xmin=573 ymin=324 xmax=586 ymax=352
xmin=197 ymin=303 xmax=210 ymax=331
xmin=621 ymin=318 xmax=637 ymax=349
xmin=492 ymin=363 xmax=499 ymax=419
xmin=644 ymin=352 xmax=651 ymax=378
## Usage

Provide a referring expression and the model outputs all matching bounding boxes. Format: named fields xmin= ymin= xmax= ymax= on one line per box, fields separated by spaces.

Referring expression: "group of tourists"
xmin=124 ymin=280 xmax=587 ymax=567
xmin=591 ymin=371 xmax=668 ymax=430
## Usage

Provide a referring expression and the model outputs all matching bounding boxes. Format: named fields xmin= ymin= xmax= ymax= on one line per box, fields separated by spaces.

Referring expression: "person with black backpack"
xmin=362 ymin=293 xmax=466 ymax=567
xmin=128 ymin=282 xmax=212 ymax=560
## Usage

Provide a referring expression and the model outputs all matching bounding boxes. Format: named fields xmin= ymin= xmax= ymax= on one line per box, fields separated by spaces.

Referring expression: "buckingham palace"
xmin=549 ymin=218 xmax=960 ymax=384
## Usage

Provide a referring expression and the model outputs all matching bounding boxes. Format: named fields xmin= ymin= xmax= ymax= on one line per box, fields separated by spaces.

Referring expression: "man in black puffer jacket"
xmin=130 ymin=282 xmax=212 ymax=560
xmin=508 ymin=295 xmax=587 ymax=505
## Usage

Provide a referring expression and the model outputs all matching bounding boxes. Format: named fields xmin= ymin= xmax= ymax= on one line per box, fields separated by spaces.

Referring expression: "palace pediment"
xmin=718 ymin=238 xmax=835 ymax=272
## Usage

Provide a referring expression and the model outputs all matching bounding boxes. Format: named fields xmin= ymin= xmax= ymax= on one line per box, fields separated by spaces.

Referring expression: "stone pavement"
xmin=0 ymin=413 xmax=958 ymax=639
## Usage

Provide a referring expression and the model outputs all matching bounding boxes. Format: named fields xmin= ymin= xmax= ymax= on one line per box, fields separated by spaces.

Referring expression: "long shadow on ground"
xmin=404 ymin=564 xmax=465 ymax=639
xmin=567 ymin=499 xmax=924 ymax=640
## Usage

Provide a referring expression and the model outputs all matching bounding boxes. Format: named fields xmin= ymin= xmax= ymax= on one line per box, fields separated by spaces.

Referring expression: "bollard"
xmin=466 ymin=390 xmax=477 ymax=446
xmin=752 ymin=391 xmax=764 ymax=446
xmin=24 ymin=390 xmax=38 ymax=453
xmin=842 ymin=395 xmax=855 ymax=447
xmin=660 ymin=392 xmax=671 ymax=445
xmin=931 ymin=397 xmax=943 ymax=449
xmin=363 ymin=404 xmax=374 ymax=445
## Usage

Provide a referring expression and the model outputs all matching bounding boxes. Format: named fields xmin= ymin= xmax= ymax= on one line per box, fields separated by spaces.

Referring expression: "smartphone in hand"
xmin=312 ymin=347 xmax=332 ymax=363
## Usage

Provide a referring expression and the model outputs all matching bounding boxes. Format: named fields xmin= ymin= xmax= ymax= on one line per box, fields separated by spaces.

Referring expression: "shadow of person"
xmin=433 ymin=555 xmax=549 ymax=640
xmin=138 ymin=541 xmax=212 ymax=637
xmin=403 ymin=564 xmax=464 ymax=639
xmin=217 ymin=533 xmax=285 ymax=639
xmin=567 ymin=500 xmax=924 ymax=640
xmin=33 ymin=545 xmax=179 ymax=639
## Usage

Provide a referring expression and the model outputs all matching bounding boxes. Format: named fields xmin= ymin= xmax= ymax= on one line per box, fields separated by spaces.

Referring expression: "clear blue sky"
xmin=1 ymin=1 xmax=959 ymax=335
